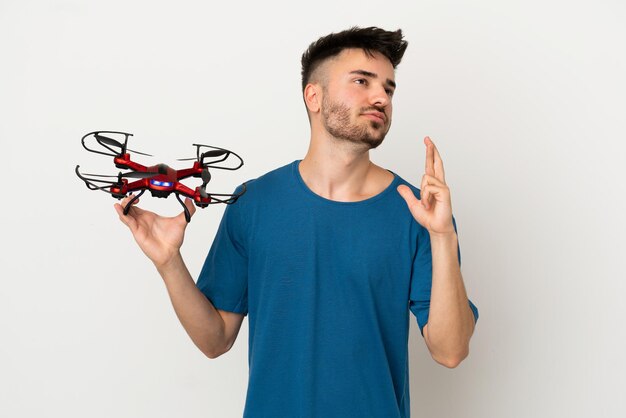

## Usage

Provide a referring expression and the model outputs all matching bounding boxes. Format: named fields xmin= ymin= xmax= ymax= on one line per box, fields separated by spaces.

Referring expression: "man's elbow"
xmin=423 ymin=324 xmax=471 ymax=368
xmin=432 ymin=348 xmax=469 ymax=369
xmin=201 ymin=340 xmax=231 ymax=359
xmin=204 ymin=350 xmax=221 ymax=359
xmin=203 ymin=347 xmax=227 ymax=359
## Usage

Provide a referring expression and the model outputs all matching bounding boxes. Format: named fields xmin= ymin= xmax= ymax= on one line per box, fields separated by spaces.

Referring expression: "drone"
xmin=76 ymin=130 xmax=246 ymax=222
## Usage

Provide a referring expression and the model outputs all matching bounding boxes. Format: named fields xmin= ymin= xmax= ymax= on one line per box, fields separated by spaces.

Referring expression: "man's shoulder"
xmin=242 ymin=161 xmax=295 ymax=189
xmin=234 ymin=160 xmax=298 ymax=206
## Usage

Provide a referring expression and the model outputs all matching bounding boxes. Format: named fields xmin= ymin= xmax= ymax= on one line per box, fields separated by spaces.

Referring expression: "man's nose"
xmin=370 ymin=84 xmax=390 ymax=107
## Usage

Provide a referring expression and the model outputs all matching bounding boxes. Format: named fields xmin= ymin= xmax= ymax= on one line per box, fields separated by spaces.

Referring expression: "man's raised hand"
xmin=397 ymin=136 xmax=456 ymax=236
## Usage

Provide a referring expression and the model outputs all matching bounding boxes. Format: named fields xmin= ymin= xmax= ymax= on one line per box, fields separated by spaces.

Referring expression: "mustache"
xmin=360 ymin=106 xmax=387 ymax=121
xmin=360 ymin=106 xmax=386 ymax=115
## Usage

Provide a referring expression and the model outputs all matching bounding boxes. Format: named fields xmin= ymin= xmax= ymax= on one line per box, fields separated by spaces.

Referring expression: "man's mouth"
xmin=361 ymin=111 xmax=386 ymax=124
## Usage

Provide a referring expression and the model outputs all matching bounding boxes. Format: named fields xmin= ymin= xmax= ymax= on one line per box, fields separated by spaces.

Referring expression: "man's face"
xmin=319 ymin=48 xmax=396 ymax=149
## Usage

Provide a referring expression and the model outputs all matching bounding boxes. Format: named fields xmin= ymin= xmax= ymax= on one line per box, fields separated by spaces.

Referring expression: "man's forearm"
xmin=424 ymin=231 xmax=475 ymax=367
xmin=156 ymin=253 xmax=226 ymax=358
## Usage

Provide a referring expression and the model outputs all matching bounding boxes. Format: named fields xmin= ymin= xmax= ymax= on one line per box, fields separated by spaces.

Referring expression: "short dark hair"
xmin=300 ymin=26 xmax=408 ymax=91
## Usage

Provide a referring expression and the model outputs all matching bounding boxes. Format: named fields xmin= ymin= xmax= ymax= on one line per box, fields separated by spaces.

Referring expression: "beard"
xmin=321 ymin=95 xmax=390 ymax=150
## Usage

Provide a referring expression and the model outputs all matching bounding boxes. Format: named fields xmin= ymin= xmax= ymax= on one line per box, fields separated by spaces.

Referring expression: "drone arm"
xmin=174 ymin=182 xmax=212 ymax=207
xmin=113 ymin=156 xmax=148 ymax=172
xmin=176 ymin=165 xmax=201 ymax=181
xmin=125 ymin=179 xmax=150 ymax=193
xmin=172 ymin=182 xmax=193 ymax=196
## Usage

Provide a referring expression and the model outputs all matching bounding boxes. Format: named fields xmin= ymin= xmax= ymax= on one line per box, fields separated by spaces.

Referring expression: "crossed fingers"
xmin=420 ymin=137 xmax=448 ymax=209
xmin=424 ymin=136 xmax=446 ymax=183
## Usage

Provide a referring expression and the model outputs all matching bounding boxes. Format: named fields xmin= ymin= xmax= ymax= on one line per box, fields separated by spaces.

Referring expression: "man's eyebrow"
xmin=349 ymin=70 xmax=396 ymax=89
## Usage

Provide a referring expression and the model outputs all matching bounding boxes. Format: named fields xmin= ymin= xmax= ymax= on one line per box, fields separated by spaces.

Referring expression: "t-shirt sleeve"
xmin=409 ymin=215 xmax=479 ymax=337
xmin=196 ymin=185 xmax=249 ymax=315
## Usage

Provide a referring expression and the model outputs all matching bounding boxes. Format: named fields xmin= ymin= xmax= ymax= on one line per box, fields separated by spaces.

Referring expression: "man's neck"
xmin=299 ymin=134 xmax=394 ymax=202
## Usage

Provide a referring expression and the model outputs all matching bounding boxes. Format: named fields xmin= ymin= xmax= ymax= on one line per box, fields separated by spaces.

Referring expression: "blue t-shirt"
xmin=196 ymin=160 xmax=479 ymax=418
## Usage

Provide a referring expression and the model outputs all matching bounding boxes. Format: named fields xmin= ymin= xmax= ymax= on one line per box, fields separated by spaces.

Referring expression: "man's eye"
xmin=355 ymin=79 xmax=367 ymax=85
xmin=386 ymin=89 xmax=395 ymax=97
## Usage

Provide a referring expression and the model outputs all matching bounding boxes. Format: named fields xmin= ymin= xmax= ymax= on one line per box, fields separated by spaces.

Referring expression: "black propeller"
xmin=126 ymin=148 xmax=153 ymax=157
xmin=92 ymin=133 xmax=153 ymax=156
xmin=120 ymin=171 xmax=158 ymax=179
xmin=199 ymin=168 xmax=211 ymax=198
xmin=203 ymin=150 xmax=228 ymax=158
xmin=94 ymin=133 xmax=124 ymax=149
xmin=81 ymin=171 xmax=158 ymax=179
xmin=177 ymin=149 xmax=228 ymax=161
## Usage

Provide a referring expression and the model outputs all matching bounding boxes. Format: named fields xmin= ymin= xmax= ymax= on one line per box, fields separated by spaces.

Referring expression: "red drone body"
xmin=110 ymin=154 xmax=211 ymax=205
xmin=76 ymin=131 xmax=246 ymax=222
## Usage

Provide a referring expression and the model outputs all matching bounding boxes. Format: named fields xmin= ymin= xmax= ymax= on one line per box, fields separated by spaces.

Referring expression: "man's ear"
xmin=304 ymin=83 xmax=321 ymax=113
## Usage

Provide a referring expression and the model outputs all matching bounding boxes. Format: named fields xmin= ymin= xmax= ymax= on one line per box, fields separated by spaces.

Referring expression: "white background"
xmin=1 ymin=0 xmax=625 ymax=417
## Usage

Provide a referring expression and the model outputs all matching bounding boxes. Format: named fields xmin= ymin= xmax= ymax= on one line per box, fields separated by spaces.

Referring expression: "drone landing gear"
xmin=121 ymin=190 xmax=196 ymax=223
xmin=122 ymin=189 xmax=146 ymax=216
xmin=174 ymin=193 xmax=192 ymax=223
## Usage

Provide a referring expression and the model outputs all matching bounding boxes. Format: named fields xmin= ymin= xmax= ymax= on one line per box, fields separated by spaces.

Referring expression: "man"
xmin=115 ymin=26 xmax=479 ymax=418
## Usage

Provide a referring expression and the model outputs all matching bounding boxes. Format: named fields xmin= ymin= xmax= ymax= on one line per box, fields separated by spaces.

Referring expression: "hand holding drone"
xmin=76 ymin=130 xmax=246 ymax=222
